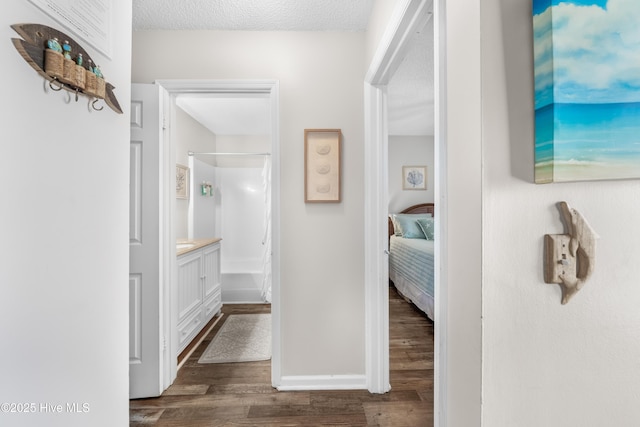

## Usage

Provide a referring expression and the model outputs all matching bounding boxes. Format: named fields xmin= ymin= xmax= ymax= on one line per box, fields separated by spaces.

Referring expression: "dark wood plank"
xmin=129 ymin=408 xmax=165 ymax=426
xmin=130 ymin=286 xmax=433 ymax=426
xmin=160 ymin=385 xmax=209 ymax=396
xmin=363 ymin=400 xmax=433 ymax=427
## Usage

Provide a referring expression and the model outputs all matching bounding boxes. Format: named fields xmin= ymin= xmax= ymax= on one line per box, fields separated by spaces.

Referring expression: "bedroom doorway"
xmin=386 ymin=1 xmax=435 ymax=319
xmin=363 ymin=0 xmax=444 ymax=418
xmin=156 ymin=80 xmax=282 ymax=389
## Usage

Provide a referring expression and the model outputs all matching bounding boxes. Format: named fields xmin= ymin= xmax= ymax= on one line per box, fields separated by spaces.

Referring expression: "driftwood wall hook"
xmin=49 ymin=79 xmax=63 ymax=91
xmin=92 ymin=98 xmax=104 ymax=111
xmin=10 ymin=23 xmax=122 ymax=114
xmin=544 ymin=201 xmax=598 ymax=304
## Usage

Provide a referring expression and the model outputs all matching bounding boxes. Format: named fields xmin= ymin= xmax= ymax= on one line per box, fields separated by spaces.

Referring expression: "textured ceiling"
xmin=133 ymin=0 xmax=433 ymax=136
xmin=133 ymin=0 xmax=374 ymax=31
xmin=388 ymin=17 xmax=434 ymax=136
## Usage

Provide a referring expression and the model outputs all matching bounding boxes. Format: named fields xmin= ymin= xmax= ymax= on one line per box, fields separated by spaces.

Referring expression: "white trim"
xmin=363 ymin=82 xmax=390 ymax=394
xmin=268 ymin=82 xmax=282 ymax=389
xmin=156 ymin=79 xmax=279 ymax=94
xmin=221 ymin=289 xmax=265 ymax=304
xmin=433 ymin=1 xmax=448 ymax=424
xmin=154 ymin=79 xmax=282 ymax=390
xmin=160 ymin=86 xmax=177 ymax=389
xmin=365 ymin=0 xmax=433 ymax=84
xmin=363 ymin=0 xmax=435 ymax=396
xmin=277 ymin=375 xmax=367 ymax=391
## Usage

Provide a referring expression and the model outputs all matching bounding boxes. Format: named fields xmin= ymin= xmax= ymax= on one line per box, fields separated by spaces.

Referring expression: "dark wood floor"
xmin=130 ymin=285 xmax=434 ymax=426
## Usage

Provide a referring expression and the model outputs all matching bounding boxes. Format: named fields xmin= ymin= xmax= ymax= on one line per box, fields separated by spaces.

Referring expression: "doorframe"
xmin=363 ymin=0 xmax=447 ymax=422
xmin=154 ymin=79 xmax=282 ymax=388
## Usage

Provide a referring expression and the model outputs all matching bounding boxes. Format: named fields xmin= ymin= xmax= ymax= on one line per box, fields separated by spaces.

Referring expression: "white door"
xmin=129 ymin=83 xmax=164 ymax=399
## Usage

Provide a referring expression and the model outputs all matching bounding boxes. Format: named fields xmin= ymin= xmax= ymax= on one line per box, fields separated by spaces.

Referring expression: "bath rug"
xmin=198 ymin=314 xmax=271 ymax=364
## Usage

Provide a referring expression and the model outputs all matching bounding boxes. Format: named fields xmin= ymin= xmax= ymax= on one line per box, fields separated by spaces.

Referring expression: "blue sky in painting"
xmin=533 ymin=0 xmax=607 ymax=15
xmin=533 ymin=0 xmax=640 ymax=108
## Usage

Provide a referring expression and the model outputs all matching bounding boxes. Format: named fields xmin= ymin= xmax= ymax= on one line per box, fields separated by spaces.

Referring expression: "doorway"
xmin=365 ymin=0 xmax=484 ymax=424
xmin=177 ymin=94 xmax=273 ymax=304
xmin=363 ymin=0 xmax=435 ymax=393
xmin=362 ymin=1 xmax=453 ymax=423
xmin=157 ymin=79 xmax=282 ymax=390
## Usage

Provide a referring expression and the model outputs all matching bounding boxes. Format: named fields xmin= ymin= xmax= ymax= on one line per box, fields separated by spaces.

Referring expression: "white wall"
xmin=388 ymin=135 xmax=434 ymax=212
xmin=0 ymin=3 xmax=131 ymax=427
xmin=132 ymin=30 xmax=366 ymax=376
xmin=481 ymin=1 xmax=640 ymax=425
xmin=174 ymin=105 xmax=216 ymax=238
xmin=439 ymin=0 xmax=483 ymax=424
xmin=174 ymin=104 xmax=217 ymax=163
xmin=192 ymin=158 xmax=216 ymax=239
xmin=365 ymin=0 xmax=402 ymax=71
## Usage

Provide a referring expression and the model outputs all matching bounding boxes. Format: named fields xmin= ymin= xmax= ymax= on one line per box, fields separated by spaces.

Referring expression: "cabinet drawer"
xmin=203 ymin=289 xmax=222 ymax=322
xmin=177 ymin=307 xmax=204 ymax=353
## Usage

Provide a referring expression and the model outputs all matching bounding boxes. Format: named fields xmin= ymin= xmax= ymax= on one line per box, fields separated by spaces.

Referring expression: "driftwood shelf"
xmin=11 ymin=23 xmax=122 ymax=114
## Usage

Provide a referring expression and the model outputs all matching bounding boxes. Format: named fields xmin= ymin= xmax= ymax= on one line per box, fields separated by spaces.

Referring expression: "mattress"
xmin=389 ymin=235 xmax=435 ymax=320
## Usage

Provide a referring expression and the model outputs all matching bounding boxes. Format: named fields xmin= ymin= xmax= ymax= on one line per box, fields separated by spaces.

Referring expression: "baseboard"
xmin=222 ymin=288 xmax=264 ymax=303
xmin=276 ymin=375 xmax=367 ymax=391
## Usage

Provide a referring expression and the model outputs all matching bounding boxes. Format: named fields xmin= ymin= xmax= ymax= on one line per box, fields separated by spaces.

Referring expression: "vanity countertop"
xmin=176 ymin=237 xmax=222 ymax=256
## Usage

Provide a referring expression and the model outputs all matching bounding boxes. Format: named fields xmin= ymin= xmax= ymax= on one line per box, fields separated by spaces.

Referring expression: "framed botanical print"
xmin=176 ymin=164 xmax=189 ymax=199
xmin=402 ymin=166 xmax=426 ymax=190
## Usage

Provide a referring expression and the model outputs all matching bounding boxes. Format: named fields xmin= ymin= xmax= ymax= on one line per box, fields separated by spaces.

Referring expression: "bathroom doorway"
xmin=177 ymin=94 xmax=273 ymax=304
xmin=157 ymin=79 xmax=282 ymax=390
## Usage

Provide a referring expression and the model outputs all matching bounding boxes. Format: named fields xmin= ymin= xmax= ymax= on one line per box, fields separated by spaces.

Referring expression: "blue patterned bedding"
xmin=389 ymin=235 xmax=435 ymax=319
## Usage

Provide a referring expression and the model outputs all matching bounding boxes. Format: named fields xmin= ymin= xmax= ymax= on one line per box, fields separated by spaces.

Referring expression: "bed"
xmin=388 ymin=203 xmax=435 ymax=320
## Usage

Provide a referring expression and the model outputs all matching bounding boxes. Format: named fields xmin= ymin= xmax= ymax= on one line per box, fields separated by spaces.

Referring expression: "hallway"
xmin=130 ymin=285 xmax=433 ymax=426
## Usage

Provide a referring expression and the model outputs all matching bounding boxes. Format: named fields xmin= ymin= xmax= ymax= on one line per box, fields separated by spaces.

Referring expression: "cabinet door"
xmin=177 ymin=251 xmax=203 ymax=322
xmin=202 ymin=243 xmax=221 ymax=301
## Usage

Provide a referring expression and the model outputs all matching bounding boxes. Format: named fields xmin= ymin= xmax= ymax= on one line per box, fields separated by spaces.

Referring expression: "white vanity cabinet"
xmin=176 ymin=240 xmax=221 ymax=354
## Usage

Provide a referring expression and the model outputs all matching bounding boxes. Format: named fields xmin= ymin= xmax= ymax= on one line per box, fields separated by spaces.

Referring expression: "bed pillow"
xmin=392 ymin=213 xmax=431 ymax=239
xmin=391 ymin=213 xmax=432 ymax=235
xmin=416 ymin=217 xmax=435 ymax=240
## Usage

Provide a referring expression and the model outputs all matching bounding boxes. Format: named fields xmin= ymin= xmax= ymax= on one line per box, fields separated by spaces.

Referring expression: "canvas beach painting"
xmin=533 ymin=0 xmax=640 ymax=183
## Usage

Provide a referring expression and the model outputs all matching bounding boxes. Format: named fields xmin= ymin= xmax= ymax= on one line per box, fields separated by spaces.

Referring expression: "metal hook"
xmin=75 ymin=88 xmax=80 ymax=102
xmin=49 ymin=78 xmax=63 ymax=91
xmin=92 ymin=98 xmax=104 ymax=111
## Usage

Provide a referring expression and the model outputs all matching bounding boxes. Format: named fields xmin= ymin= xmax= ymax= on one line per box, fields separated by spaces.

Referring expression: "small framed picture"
xmin=402 ymin=166 xmax=426 ymax=190
xmin=176 ymin=164 xmax=189 ymax=199
xmin=304 ymin=129 xmax=342 ymax=202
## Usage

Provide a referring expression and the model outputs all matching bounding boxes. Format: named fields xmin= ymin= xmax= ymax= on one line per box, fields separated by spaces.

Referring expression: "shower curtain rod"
xmin=188 ymin=151 xmax=271 ymax=156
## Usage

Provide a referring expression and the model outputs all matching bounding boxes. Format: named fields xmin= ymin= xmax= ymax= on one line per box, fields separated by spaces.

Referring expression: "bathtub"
xmin=221 ymin=271 xmax=265 ymax=303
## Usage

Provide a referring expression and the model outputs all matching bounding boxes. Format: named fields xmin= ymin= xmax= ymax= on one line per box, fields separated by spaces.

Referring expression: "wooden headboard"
xmin=388 ymin=203 xmax=435 ymax=240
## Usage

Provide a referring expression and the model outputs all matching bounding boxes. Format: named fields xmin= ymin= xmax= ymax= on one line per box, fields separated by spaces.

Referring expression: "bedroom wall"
xmin=0 ymin=2 xmax=131 ymax=427
xmin=481 ymin=0 xmax=640 ymax=425
xmin=132 ymin=31 xmax=366 ymax=376
xmin=388 ymin=135 xmax=434 ymax=213
xmin=174 ymin=105 xmax=217 ymax=238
